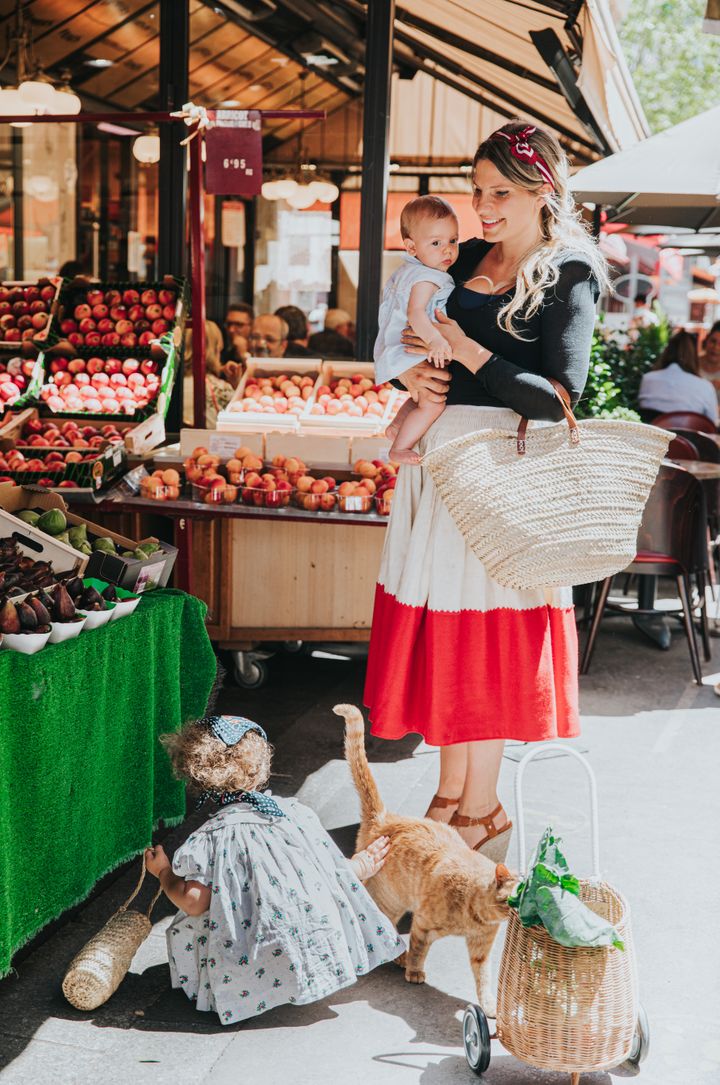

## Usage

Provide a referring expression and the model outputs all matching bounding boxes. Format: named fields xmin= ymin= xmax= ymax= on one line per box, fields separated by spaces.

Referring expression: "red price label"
xmin=205 ymin=111 xmax=262 ymax=196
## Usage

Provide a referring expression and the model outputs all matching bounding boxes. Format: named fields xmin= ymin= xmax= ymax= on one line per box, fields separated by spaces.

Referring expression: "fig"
xmin=28 ymin=595 xmax=51 ymax=626
xmin=37 ymin=588 xmax=54 ymax=610
xmin=65 ymin=577 xmax=84 ymax=600
xmin=0 ymin=598 xmax=20 ymax=634
xmin=102 ymin=584 xmax=118 ymax=602
xmin=17 ymin=600 xmax=38 ymax=630
xmin=79 ymin=586 xmax=104 ymax=611
xmin=52 ymin=583 xmax=76 ymax=622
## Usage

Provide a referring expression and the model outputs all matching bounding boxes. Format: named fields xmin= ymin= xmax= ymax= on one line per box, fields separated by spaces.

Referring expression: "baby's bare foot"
xmin=389 ymin=445 xmax=421 ymax=465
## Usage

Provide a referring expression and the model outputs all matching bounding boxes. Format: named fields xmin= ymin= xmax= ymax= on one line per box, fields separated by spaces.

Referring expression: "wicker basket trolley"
xmin=462 ymin=744 xmax=649 ymax=1083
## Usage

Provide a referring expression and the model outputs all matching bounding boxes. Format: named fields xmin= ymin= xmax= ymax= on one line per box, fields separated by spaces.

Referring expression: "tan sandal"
xmin=424 ymin=793 xmax=461 ymax=818
xmin=450 ymin=803 xmax=513 ymax=863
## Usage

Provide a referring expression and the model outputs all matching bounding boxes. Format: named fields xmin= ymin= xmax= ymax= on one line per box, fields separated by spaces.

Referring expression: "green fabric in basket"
xmin=0 ymin=589 xmax=216 ymax=978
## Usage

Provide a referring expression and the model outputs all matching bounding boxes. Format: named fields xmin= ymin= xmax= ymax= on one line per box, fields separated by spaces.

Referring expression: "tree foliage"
xmin=575 ymin=320 xmax=670 ymax=421
xmin=617 ymin=0 xmax=720 ymax=133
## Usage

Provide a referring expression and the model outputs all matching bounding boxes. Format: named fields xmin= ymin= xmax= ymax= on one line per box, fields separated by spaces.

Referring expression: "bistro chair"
xmin=667 ymin=434 xmax=700 ymax=461
xmin=673 ymin=430 xmax=720 ymax=464
xmin=672 ymin=430 xmax=720 ymax=583
xmin=651 ymin=411 xmax=717 ymax=434
xmin=581 ymin=464 xmax=710 ymax=684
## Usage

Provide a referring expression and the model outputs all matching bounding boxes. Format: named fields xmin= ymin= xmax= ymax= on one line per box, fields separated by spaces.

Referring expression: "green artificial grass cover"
xmin=0 ymin=589 xmax=216 ymax=978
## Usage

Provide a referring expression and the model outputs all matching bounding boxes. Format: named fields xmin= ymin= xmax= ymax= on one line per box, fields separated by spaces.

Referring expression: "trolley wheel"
xmin=233 ymin=658 xmax=269 ymax=689
xmin=462 ymin=1004 xmax=491 ymax=1075
xmin=283 ymin=640 xmax=304 ymax=654
xmin=623 ymin=1003 xmax=650 ymax=1068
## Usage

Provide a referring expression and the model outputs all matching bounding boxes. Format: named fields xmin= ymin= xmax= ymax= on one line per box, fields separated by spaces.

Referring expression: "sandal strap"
xmin=426 ymin=793 xmax=461 ymax=810
xmin=450 ymin=803 xmax=504 ymax=832
xmin=472 ymin=820 xmax=513 ymax=852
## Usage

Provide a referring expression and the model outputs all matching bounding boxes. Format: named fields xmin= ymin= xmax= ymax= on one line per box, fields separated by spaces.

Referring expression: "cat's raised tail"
xmin=333 ymin=704 xmax=384 ymax=823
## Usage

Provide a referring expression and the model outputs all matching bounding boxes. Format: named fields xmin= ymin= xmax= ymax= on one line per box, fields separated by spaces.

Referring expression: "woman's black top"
xmin=443 ymin=238 xmax=600 ymax=421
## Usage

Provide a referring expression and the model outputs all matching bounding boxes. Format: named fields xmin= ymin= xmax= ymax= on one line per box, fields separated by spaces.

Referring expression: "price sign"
xmin=205 ymin=110 xmax=262 ymax=196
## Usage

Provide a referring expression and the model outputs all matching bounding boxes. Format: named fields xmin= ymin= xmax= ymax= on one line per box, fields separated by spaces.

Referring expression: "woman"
xmin=699 ymin=320 xmax=720 ymax=401
xmin=638 ymin=330 xmax=718 ymax=424
xmin=365 ymin=122 xmax=607 ymax=860
xmin=183 ymin=320 xmax=236 ymax=428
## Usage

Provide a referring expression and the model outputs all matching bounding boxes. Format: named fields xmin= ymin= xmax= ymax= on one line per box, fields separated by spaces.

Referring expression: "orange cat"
xmin=334 ymin=704 xmax=517 ymax=1016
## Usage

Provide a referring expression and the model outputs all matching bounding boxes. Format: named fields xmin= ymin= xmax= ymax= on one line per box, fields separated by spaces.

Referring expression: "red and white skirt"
xmin=364 ymin=405 xmax=580 ymax=746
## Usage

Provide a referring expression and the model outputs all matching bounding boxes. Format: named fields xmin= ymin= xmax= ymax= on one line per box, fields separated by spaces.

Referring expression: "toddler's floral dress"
xmin=166 ymin=796 xmax=404 ymax=1024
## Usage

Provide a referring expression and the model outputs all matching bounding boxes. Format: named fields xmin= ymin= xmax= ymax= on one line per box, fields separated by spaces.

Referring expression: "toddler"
xmin=374 ymin=195 xmax=459 ymax=465
xmin=145 ymin=714 xmax=403 ymax=1025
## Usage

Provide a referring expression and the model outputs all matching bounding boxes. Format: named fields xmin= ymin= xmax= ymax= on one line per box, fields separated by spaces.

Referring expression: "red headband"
xmin=489 ymin=125 xmax=554 ymax=189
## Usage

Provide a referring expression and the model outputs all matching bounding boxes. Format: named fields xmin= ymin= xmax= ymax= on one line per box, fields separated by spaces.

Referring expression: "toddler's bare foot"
xmin=389 ymin=444 xmax=421 ymax=466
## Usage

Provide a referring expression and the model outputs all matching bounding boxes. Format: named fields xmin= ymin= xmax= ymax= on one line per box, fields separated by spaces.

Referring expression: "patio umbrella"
xmin=570 ymin=105 xmax=720 ymax=230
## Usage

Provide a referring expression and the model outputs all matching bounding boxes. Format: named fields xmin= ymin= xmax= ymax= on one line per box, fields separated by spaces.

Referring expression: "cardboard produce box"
xmin=0 ymin=484 xmax=86 ymax=576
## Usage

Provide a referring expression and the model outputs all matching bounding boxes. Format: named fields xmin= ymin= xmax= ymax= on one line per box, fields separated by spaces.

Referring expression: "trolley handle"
xmin=514 ymin=743 xmax=601 ymax=880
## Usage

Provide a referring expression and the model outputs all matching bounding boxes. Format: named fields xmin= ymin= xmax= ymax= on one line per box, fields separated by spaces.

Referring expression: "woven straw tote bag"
xmin=422 ymin=380 xmax=672 ymax=591
xmin=62 ymin=856 xmax=162 ymax=1011
xmin=495 ymin=744 xmax=640 ymax=1083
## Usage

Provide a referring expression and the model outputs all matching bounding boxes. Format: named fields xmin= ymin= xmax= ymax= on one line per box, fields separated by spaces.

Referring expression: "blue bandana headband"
xmin=197 ymin=715 xmax=285 ymax=818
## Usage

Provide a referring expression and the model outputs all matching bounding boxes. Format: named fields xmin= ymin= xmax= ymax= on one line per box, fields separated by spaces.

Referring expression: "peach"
xmin=242 ymin=454 xmax=263 ymax=471
xmin=319 ymin=493 xmax=336 ymax=511
xmin=222 ymin=485 xmax=238 ymax=503
xmin=272 ymin=455 xmax=286 ymax=468
xmin=244 ymin=471 xmax=263 ymax=488
xmin=322 ymin=476 xmax=337 ymax=489
xmin=360 ymin=478 xmax=376 ymax=495
xmin=225 ymin=458 xmax=242 ymax=473
xmin=310 ymin=479 xmax=329 ymax=495
xmin=235 ymin=446 xmax=253 ymax=459
xmin=338 ymin=481 xmax=355 ymax=497
xmin=296 ymin=475 xmax=314 ymax=493
xmin=197 ymin=453 xmax=220 ymax=468
xmin=191 ymin=446 xmax=208 ymax=458
xmin=162 ymin=468 xmax=180 ymax=486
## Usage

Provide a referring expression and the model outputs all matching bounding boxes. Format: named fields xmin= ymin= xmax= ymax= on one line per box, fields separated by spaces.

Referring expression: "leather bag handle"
xmin=516 ymin=379 xmax=580 ymax=456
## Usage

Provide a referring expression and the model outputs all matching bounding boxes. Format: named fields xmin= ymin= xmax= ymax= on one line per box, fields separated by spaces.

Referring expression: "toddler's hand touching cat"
xmin=350 ymin=835 xmax=390 ymax=880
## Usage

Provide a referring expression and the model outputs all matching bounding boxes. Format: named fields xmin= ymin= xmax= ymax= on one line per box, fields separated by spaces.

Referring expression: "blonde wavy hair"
xmin=473 ymin=121 xmax=609 ymax=339
xmin=161 ymin=720 xmax=272 ymax=794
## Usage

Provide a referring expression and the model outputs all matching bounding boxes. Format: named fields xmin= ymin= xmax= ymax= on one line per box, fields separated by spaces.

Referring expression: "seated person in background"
xmin=308 ymin=308 xmax=355 ymax=359
xmin=699 ymin=320 xmax=720 ymax=400
xmin=638 ymin=330 xmax=718 ymax=424
xmin=275 ymin=304 xmax=315 ymax=357
xmin=223 ymin=303 xmax=254 ymax=365
xmin=183 ymin=320 xmax=235 ymax=428
xmin=247 ymin=313 xmax=289 ymax=358
xmin=629 ymin=292 xmax=659 ymax=331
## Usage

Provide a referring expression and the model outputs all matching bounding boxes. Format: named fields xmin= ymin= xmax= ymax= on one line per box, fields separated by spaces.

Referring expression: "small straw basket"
xmin=62 ymin=855 xmax=161 ymax=1011
xmin=495 ymin=744 xmax=639 ymax=1083
xmin=421 ymin=380 xmax=671 ymax=591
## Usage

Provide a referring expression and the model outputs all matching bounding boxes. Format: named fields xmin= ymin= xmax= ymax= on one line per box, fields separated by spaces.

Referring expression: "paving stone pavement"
xmin=1 ymin=612 xmax=719 ymax=1085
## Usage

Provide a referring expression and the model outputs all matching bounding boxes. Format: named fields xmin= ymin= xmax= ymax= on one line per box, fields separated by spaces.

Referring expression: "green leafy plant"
xmin=575 ymin=318 xmax=670 ymax=421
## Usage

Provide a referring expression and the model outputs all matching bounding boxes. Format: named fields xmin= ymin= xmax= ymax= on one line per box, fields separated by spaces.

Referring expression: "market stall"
xmin=0 ymin=588 xmax=216 ymax=979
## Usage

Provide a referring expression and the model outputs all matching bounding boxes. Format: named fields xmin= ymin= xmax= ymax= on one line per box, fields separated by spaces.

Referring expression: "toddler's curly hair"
xmin=161 ymin=719 xmax=273 ymax=794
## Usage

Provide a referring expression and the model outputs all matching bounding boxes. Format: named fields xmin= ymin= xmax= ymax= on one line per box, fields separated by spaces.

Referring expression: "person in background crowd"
xmin=183 ymin=320 xmax=235 ymax=428
xmin=638 ymin=330 xmax=718 ymax=423
xmin=223 ymin=303 xmax=254 ymax=364
xmin=308 ymin=308 xmax=355 ymax=359
xmin=275 ymin=304 xmax=315 ymax=357
xmin=248 ymin=313 xmax=289 ymax=358
xmin=699 ymin=320 xmax=720 ymax=400
xmin=629 ymin=292 xmax=659 ymax=331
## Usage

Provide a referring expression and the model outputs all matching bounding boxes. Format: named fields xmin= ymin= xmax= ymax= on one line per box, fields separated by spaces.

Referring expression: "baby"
xmin=374 ymin=195 xmax=459 ymax=465
xmin=145 ymin=714 xmax=403 ymax=1026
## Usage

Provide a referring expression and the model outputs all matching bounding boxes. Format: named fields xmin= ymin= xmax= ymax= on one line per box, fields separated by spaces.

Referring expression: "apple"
xmin=67 ymin=332 xmax=85 ymax=347
xmin=39 ymin=284 xmax=55 ymax=302
xmin=151 ymin=318 xmax=169 ymax=336
xmin=144 ymin=303 xmax=162 ymax=320
xmin=140 ymin=289 xmax=157 ymax=305
xmin=122 ymin=289 xmax=140 ymax=305
xmin=115 ymin=319 xmax=133 ymax=335
xmin=97 ymin=317 xmax=114 ymax=333
xmin=127 ymin=372 xmax=145 ymax=388
xmin=50 ymin=358 xmax=69 ymax=373
xmin=158 ymin=288 xmax=175 ymax=305
xmin=128 ymin=304 xmax=145 ymax=322
xmin=31 ymin=312 xmax=48 ymax=329
xmin=134 ymin=319 xmax=151 ymax=333
xmin=53 ymin=372 xmax=72 ymax=387
xmin=0 ymin=302 xmax=10 ymax=316
xmin=161 ymin=304 xmax=175 ymax=321
xmin=122 ymin=358 xmax=140 ymax=375
xmin=109 ymin=305 xmax=127 ymax=321
xmin=91 ymin=372 xmax=110 ymax=386
xmin=91 ymin=303 xmax=109 ymax=319
xmin=138 ymin=331 xmax=154 ymax=346
xmin=29 ymin=300 xmax=47 ymax=314
xmin=85 ymin=331 xmax=102 ymax=346
xmin=104 ymin=357 xmax=122 ymax=375
xmin=86 ymin=289 xmax=105 ymax=306
xmin=120 ymin=332 xmax=138 ymax=347
xmin=17 ymin=315 xmax=33 ymax=330
xmin=78 ymin=317 xmax=97 ymax=333
xmin=101 ymin=332 xmax=120 ymax=346
xmin=104 ymin=289 xmax=122 ymax=306
xmin=0 ymin=314 xmax=15 ymax=329
xmin=74 ymin=372 xmax=90 ymax=386
xmin=86 ymin=357 xmax=105 ymax=375
xmin=12 ymin=300 xmax=29 ymax=316
xmin=109 ymin=372 xmax=127 ymax=387
xmin=140 ymin=359 xmax=159 ymax=376
xmin=22 ymin=359 xmax=35 ymax=377
xmin=60 ymin=319 xmax=77 ymax=335
xmin=74 ymin=304 xmax=92 ymax=320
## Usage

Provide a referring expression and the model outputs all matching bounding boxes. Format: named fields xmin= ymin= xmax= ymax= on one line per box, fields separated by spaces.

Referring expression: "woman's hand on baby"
xmin=350 ymin=835 xmax=391 ymax=881
xmin=145 ymin=845 xmax=171 ymax=878
xmin=398 ymin=361 xmax=451 ymax=404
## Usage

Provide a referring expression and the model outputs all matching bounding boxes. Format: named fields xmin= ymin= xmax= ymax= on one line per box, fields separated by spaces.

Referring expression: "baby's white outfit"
xmin=166 ymin=797 xmax=404 ymax=1025
xmin=373 ymin=253 xmax=455 ymax=384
